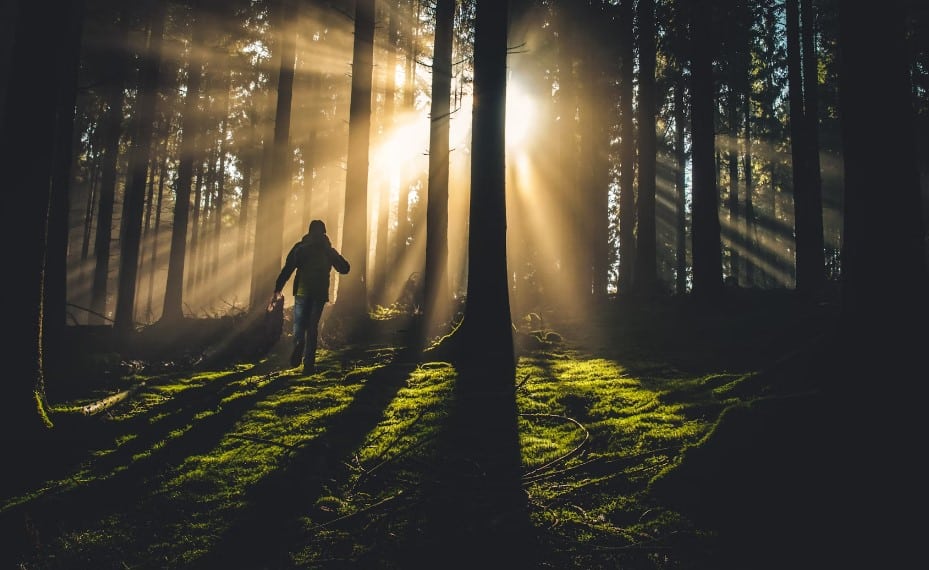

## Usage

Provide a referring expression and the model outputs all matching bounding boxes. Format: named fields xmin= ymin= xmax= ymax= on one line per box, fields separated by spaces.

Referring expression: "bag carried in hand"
xmin=264 ymin=295 xmax=285 ymax=349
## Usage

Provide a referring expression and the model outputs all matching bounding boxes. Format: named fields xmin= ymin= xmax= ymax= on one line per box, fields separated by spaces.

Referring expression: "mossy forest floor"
xmin=2 ymin=290 xmax=842 ymax=569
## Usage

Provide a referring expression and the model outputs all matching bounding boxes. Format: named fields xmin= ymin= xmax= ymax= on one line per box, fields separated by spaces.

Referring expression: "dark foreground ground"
xmin=2 ymin=289 xmax=864 ymax=569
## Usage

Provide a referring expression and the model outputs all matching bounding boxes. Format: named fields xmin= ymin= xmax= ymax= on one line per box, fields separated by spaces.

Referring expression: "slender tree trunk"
xmin=250 ymin=0 xmax=297 ymax=310
xmin=145 ymin=155 xmax=168 ymax=320
xmin=335 ymin=0 xmax=376 ymax=320
xmin=690 ymin=0 xmax=723 ymax=298
xmin=787 ymin=0 xmax=824 ymax=296
xmin=80 ymin=142 xmax=99 ymax=262
xmin=91 ymin=7 xmax=130 ymax=324
xmin=799 ymin=0 xmax=824 ymax=293
xmin=393 ymin=0 xmax=420 ymax=291
xmin=187 ymin=162 xmax=204 ymax=294
xmin=422 ymin=0 xmax=454 ymax=343
xmin=743 ymin=93 xmax=755 ymax=287
xmin=727 ymin=84 xmax=740 ymax=285
xmin=211 ymin=71 xmax=231 ymax=281
xmin=618 ymin=0 xmax=636 ymax=294
xmin=674 ymin=67 xmax=688 ymax=294
xmin=374 ymin=1 xmax=399 ymax=307
xmin=162 ymin=1 xmax=205 ymax=322
xmin=114 ymin=0 xmax=166 ymax=334
xmin=633 ymin=0 xmax=657 ymax=295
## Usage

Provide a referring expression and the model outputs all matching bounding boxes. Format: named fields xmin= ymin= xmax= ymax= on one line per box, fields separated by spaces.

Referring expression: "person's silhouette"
xmin=273 ymin=220 xmax=350 ymax=374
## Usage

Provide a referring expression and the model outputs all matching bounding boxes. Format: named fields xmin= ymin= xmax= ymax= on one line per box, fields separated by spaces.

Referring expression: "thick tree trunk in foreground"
xmin=835 ymin=3 xmax=928 ymax=566
xmin=3 ymin=0 xmax=74 ymax=436
xmin=457 ymin=0 xmax=514 ymax=376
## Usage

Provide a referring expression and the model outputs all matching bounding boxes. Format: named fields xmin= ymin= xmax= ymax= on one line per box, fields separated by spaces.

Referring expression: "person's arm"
xmin=328 ymin=247 xmax=350 ymax=275
xmin=274 ymin=245 xmax=299 ymax=295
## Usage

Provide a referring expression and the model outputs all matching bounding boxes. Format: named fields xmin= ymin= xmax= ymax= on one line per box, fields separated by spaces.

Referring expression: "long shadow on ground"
xmin=397 ymin=363 xmax=539 ymax=569
xmin=194 ymin=361 xmax=417 ymax=569
xmin=0 ymin=355 xmax=299 ymax=567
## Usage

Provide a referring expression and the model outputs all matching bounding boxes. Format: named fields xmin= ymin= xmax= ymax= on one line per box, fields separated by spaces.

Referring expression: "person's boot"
xmin=290 ymin=340 xmax=305 ymax=367
xmin=303 ymin=354 xmax=316 ymax=375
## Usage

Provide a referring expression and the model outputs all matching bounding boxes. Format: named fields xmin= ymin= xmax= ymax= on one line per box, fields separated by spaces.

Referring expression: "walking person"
xmin=273 ymin=220 xmax=350 ymax=374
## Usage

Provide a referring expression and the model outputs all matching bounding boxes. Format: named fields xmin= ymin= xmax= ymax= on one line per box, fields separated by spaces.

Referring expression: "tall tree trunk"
xmin=211 ymin=70 xmax=231 ymax=282
xmin=799 ymin=0 xmax=824 ymax=292
xmin=457 ymin=0 xmax=514 ymax=376
xmin=727 ymin=84 xmax=741 ymax=285
xmin=393 ymin=0 xmax=419 ymax=278
xmin=45 ymin=0 xmax=85 ymax=385
xmin=674 ymin=66 xmax=688 ymax=294
xmin=373 ymin=1 xmax=399 ymax=306
xmin=188 ymin=162 xmax=205 ymax=293
xmin=617 ymin=0 xmax=636 ymax=294
xmin=114 ymin=0 xmax=166 ymax=334
xmin=162 ymin=1 xmax=205 ymax=322
xmin=836 ymin=3 xmax=928 ymax=564
xmin=839 ymin=1 xmax=928 ymax=334
xmin=250 ymin=0 xmax=297 ymax=310
xmin=633 ymin=0 xmax=657 ymax=295
xmin=335 ymin=0 xmax=376 ymax=321
xmin=3 ymin=0 xmax=76 ymax=435
xmin=690 ymin=0 xmax=723 ymax=298
xmin=91 ymin=6 xmax=130 ymax=325
xmin=786 ymin=0 xmax=824 ymax=296
xmin=743 ymin=91 xmax=756 ymax=287
xmin=422 ymin=0 xmax=455 ymax=343
xmin=145 ymin=154 xmax=168 ymax=321
xmin=556 ymin=7 xmax=583 ymax=299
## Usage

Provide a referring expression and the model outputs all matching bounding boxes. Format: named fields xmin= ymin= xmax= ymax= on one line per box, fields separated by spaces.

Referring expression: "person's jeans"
xmin=293 ymin=296 xmax=326 ymax=367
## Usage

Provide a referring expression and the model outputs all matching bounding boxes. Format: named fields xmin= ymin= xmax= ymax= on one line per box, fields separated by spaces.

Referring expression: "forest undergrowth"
xmin=1 ymin=289 xmax=839 ymax=569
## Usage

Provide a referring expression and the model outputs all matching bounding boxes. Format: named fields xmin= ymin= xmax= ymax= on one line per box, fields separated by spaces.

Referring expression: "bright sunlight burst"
xmin=506 ymin=80 xmax=535 ymax=148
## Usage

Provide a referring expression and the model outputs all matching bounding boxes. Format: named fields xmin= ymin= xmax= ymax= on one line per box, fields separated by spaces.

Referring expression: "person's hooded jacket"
xmin=274 ymin=221 xmax=350 ymax=302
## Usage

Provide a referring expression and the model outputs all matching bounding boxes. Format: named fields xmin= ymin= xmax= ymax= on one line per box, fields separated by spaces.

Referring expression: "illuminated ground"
xmin=1 ymin=290 xmax=839 ymax=569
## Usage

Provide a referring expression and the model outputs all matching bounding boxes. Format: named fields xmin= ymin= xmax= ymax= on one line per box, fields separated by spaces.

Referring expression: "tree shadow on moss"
xmin=398 ymin=361 xmax=539 ymax=569
xmin=194 ymin=361 xmax=417 ymax=569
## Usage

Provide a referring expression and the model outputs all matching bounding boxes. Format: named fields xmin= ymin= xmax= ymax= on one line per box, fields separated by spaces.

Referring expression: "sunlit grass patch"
xmin=349 ymin=363 xmax=455 ymax=467
xmin=514 ymin=347 xmax=746 ymax=560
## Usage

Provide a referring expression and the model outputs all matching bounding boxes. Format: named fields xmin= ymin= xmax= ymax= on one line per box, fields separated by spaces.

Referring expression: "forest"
xmin=2 ymin=0 xmax=927 ymax=568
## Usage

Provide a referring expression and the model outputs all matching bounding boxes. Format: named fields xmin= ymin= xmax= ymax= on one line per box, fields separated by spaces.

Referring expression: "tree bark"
xmin=617 ymin=0 xmax=636 ymax=294
xmin=457 ymin=0 xmax=514 ymax=376
xmin=45 ymin=0 xmax=85 ymax=384
xmin=162 ymin=1 xmax=206 ymax=322
xmin=633 ymin=0 xmax=658 ymax=295
xmin=786 ymin=0 xmax=824 ymax=296
xmin=690 ymin=0 xmax=723 ymax=298
xmin=422 ymin=0 xmax=455 ymax=343
xmin=250 ymin=0 xmax=297 ymax=310
xmin=3 ymin=0 xmax=75 ymax=436
xmin=674 ymin=65 xmax=688 ymax=294
xmin=335 ymin=0 xmax=376 ymax=321
xmin=114 ymin=0 xmax=166 ymax=334
xmin=90 ymin=6 xmax=130 ymax=325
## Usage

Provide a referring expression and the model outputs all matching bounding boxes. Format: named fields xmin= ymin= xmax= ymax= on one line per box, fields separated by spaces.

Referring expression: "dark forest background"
xmin=2 ymin=0 xmax=928 ymax=567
